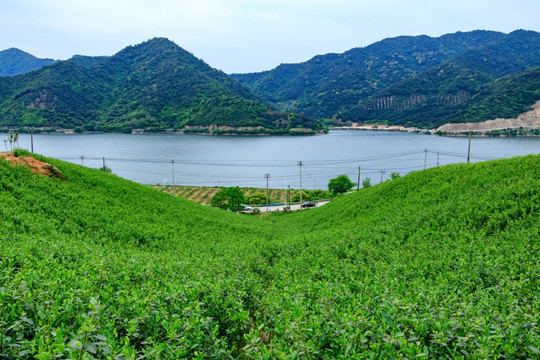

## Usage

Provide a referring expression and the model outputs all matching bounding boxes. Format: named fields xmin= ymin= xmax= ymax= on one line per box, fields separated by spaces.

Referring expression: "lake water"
xmin=8 ymin=130 xmax=540 ymax=189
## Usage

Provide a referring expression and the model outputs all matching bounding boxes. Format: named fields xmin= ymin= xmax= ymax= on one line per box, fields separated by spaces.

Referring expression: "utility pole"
xmin=380 ymin=170 xmax=384 ymax=184
xmin=288 ymin=185 xmax=291 ymax=208
xmin=264 ymin=173 xmax=271 ymax=215
xmin=424 ymin=148 xmax=428 ymax=170
xmin=467 ymin=131 xmax=472 ymax=164
xmin=357 ymin=166 xmax=361 ymax=191
xmin=171 ymin=160 xmax=176 ymax=196
xmin=30 ymin=127 xmax=34 ymax=153
xmin=298 ymin=161 xmax=303 ymax=208
xmin=437 ymin=152 xmax=440 ymax=167
xmin=80 ymin=155 xmax=84 ymax=166
xmin=102 ymin=156 xmax=106 ymax=170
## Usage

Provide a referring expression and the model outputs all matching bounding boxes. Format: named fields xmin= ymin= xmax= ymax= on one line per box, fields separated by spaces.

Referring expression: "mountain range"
xmin=231 ymin=30 xmax=540 ymax=129
xmin=0 ymin=39 xmax=321 ymax=134
xmin=1 ymin=30 xmax=539 ymax=133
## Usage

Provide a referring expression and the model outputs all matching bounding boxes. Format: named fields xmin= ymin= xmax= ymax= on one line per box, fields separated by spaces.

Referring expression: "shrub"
xmin=246 ymin=192 xmax=267 ymax=205
xmin=362 ymin=177 xmax=372 ymax=188
xmin=328 ymin=175 xmax=356 ymax=195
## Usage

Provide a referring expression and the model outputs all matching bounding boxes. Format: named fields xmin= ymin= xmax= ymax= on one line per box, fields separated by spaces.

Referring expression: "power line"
xmin=50 ymin=146 xmax=501 ymax=188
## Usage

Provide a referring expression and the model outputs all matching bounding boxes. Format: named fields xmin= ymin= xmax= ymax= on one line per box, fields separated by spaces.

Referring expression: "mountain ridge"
xmin=231 ymin=29 xmax=540 ymax=129
xmin=0 ymin=38 xmax=322 ymax=134
xmin=0 ymin=48 xmax=56 ymax=76
xmin=3 ymin=30 xmax=539 ymax=131
xmin=342 ymin=30 xmax=540 ymax=128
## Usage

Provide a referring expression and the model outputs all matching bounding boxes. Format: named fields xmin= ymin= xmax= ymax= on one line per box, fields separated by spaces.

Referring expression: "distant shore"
xmin=0 ymin=126 xmax=323 ymax=136
xmin=330 ymin=124 xmax=428 ymax=134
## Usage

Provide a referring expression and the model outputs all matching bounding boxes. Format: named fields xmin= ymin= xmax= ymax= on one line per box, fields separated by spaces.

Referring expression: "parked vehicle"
xmin=302 ymin=202 xmax=316 ymax=208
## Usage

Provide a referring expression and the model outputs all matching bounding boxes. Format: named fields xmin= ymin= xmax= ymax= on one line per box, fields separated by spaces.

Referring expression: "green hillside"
xmin=342 ymin=30 xmax=540 ymax=128
xmin=1 ymin=151 xmax=539 ymax=358
xmin=232 ymin=30 xmax=540 ymax=129
xmin=342 ymin=65 xmax=540 ymax=128
xmin=449 ymin=66 xmax=540 ymax=124
xmin=68 ymin=55 xmax=108 ymax=68
xmin=0 ymin=38 xmax=321 ymax=135
xmin=230 ymin=31 xmax=506 ymax=118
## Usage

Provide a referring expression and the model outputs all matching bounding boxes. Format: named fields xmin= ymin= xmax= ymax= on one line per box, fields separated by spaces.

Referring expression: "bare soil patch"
xmin=1 ymin=152 xmax=64 ymax=180
xmin=436 ymin=101 xmax=540 ymax=134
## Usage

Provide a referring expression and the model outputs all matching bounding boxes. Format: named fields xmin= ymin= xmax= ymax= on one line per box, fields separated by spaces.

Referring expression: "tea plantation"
xmin=1 ymin=151 xmax=538 ymax=359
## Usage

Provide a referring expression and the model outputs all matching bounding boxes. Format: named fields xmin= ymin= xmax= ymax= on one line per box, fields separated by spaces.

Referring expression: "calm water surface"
xmin=11 ymin=130 xmax=540 ymax=189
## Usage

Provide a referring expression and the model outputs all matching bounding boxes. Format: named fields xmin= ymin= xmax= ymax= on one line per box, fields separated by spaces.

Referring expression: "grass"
xmin=1 ymin=150 xmax=539 ymax=359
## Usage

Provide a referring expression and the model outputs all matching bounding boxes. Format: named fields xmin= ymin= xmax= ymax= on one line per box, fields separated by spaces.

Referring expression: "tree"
xmin=390 ymin=172 xmax=401 ymax=180
xmin=292 ymin=190 xmax=310 ymax=202
xmin=225 ymin=186 xmax=245 ymax=212
xmin=246 ymin=193 xmax=267 ymax=205
xmin=362 ymin=177 xmax=372 ymax=188
xmin=100 ymin=166 xmax=113 ymax=173
xmin=4 ymin=131 xmax=19 ymax=151
xmin=210 ymin=186 xmax=245 ymax=211
xmin=210 ymin=189 xmax=228 ymax=209
xmin=328 ymin=175 xmax=356 ymax=195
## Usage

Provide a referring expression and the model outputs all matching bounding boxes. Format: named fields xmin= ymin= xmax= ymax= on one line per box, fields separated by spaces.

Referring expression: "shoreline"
xmin=329 ymin=124 xmax=428 ymax=134
xmin=3 ymin=123 xmax=540 ymax=137
xmin=330 ymin=124 xmax=540 ymax=137
xmin=0 ymin=127 xmax=324 ymax=136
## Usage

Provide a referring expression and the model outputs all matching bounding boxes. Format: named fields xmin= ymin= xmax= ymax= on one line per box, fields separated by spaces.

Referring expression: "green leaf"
xmin=85 ymin=343 xmax=97 ymax=354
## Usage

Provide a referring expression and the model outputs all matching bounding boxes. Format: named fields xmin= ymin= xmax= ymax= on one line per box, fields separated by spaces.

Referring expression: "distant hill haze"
xmin=0 ymin=38 xmax=321 ymax=134
xmin=0 ymin=48 xmax=55 ymax=76
xmin=231 ymin=30 xmax=540 ymax=129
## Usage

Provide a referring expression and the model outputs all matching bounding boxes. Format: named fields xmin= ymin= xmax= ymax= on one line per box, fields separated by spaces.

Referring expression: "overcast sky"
xmin=1 ymin=0 xmax=539 ymax=74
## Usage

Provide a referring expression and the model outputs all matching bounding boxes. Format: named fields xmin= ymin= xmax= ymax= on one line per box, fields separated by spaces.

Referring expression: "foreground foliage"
xmin=1 ymin=151 xmax=539 ymax=358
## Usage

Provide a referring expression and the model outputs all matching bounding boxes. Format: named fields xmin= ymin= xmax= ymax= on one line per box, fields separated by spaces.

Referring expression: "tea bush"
xmin=1 ymin=151 xmax=539 ymax=358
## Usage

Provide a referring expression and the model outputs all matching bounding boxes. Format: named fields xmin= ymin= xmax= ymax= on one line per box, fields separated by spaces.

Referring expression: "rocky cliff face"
xmin=436 ymin=101 xmax=540 ymax=133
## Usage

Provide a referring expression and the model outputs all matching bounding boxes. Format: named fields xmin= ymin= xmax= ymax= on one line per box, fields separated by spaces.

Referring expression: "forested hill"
xmin=231 ymin=30 xmax=540 ymax=128
xmin=0 ymin=48 xmax=56 ymax=76
xmin=0 ymin=38 xmax=321 ymax=134
xmin=342 ymin=30 xmax=540 ymax=128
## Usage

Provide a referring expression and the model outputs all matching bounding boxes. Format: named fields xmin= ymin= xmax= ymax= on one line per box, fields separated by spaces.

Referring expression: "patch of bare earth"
xmin=0 ymin=152 xmax=64 ymax=180
xmin=436 ymin=100 xmax=540 ymax=134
